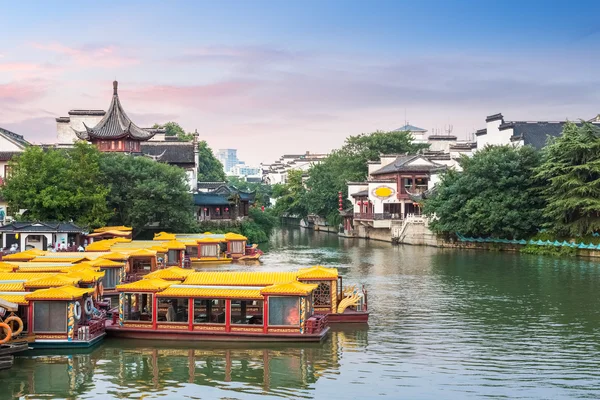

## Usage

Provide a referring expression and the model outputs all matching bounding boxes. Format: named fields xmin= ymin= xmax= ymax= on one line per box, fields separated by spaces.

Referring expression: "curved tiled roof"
xmin=24 ymin=274 xmax=81 ymax=289
xmin=74 ymin=81 xmax=155 ymax=141
xmin=157 ymin=285 xmax=263 ymax=299
xmin=183 ymin=271 xmax=298 ymax=287
xmin=0 ymin=292 xmax=28 ymax=305
xmin=145 ymin=267 xmax=193 ymax=281
xmin=116 ymin=278 xmax=176 ymax=292
xmin=297 ymin=265 xmax=338 ymax=279
xmin=25 ymin=286 xmax=94 ymax=301
xmin=0 ymin=282 xmax=25 ymax=291
xmin=261 ymin=282 xmax=318 ymax=296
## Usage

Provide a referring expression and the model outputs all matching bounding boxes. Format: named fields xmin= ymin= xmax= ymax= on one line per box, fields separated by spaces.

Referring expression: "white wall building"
xmin=261 ymin=151 xmax=328 ymax=185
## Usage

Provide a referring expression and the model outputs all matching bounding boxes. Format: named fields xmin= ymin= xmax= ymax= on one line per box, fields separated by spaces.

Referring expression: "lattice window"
xmin=313 ymin=282 xmax=331 ymax=306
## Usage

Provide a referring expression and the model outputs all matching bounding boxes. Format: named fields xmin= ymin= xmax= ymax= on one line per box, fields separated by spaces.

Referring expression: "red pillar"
xmin=263 ymin=296 xmax=269 ymax=334
xmin=27 ymin=305 xmax=33 ymax=334
xmin=225 ymin=299 xmax=231 ymax=333
xmin=188 ymin=298 xmax=194 ymax=331
xmin=152 ymin=294 xmax=158 ymax=330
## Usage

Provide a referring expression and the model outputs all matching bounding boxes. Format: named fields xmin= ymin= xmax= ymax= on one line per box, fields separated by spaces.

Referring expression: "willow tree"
xmin=535 ymin=121 xmax=600 ymax=236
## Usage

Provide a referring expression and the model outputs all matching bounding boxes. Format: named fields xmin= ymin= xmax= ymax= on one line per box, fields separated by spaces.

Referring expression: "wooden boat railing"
xmin=305 ymin=314 xmax=328 ymax=334
xmin=79 ymin=318 xmax=106 ymax=337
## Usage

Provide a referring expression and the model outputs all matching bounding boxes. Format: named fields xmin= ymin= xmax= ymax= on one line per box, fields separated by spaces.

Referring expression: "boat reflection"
xmin=1 ymin=326 xmax=368 ymax=399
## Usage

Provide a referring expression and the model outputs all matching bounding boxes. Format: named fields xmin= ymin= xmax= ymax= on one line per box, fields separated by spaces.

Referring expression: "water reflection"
xmin=1 ymin=326 xmax=368 ymax=399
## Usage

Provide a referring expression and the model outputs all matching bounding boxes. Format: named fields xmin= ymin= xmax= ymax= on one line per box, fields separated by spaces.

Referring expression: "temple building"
xmin=55 ymin=81 xmax=199 ymax=191
xmin=73 ymin=81 xmax=156 ymax=152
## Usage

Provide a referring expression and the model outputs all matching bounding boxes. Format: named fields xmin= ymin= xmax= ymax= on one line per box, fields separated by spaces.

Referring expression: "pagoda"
xmin=74 ymin=81 xmax=155 ymax=152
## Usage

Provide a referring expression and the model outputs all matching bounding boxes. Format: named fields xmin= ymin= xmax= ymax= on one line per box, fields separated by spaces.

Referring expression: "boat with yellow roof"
xmin=103 ymin=265 xmax=367 ymax=342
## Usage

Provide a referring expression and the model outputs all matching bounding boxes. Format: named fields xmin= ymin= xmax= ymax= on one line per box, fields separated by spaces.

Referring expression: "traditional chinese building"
xmin=73 ymin=81 xmax=156 ymax=152
xmin=343 ymin=154 xmax=444 ymax=237
xmin=194 ymin=185 xmax=256 ymax=221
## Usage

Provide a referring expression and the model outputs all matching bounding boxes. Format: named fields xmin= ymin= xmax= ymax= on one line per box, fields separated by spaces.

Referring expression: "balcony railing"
xmin=354 ymin=212 xmax=403 ymax=220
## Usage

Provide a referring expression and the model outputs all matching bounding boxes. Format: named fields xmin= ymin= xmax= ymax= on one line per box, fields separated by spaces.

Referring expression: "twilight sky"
xmin=1 ymin=0 xmax=599 ymax=165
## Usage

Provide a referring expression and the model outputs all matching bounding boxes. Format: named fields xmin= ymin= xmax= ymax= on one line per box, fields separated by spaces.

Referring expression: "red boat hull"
xmin=105 ymin=325 xmax=329 ymax=342
xmin=326 ymin=311 xmax=369 ymax=323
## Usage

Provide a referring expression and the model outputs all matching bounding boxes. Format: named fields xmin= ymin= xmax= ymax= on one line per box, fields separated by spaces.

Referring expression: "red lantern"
xmin=216 ymin=207 xmax=220 ymax=211
xmin=203 ymin=207 xmax=207 ymax=211
xmin=261 ymin=206 xmax=265 ymax=212
xmin=225 ymin=207 xmax=229 ymax=212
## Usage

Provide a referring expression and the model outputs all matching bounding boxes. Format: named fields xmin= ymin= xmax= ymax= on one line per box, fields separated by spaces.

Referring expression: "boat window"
xmin=123 ymin=293 xmax=153 ymax=322
xmin=102 ymin=268 xmax=120 ymax=289
xmin=132 ymin=258 xmax=152 ymax=274
xmin=268 ymin=297 xmax=300 ymax=326
xmin=313 ymin=281 xmax=332 ymax=306
xmin=201 ymin=244 xmax=218 ymax=257
xmin=157 ymin=298 xmax=188 ymax=323
xmin=231 ymin=299 xmax=263 ymax=325
xmin=193 ymin=299 xmax=226 ymax=324
xmin=187 ymin=246 xmax=198 ymax=258
xmin=230 ymin=241 xmax=244 ymax=254
xmin=167 ymin=250 xmax=179 ymax=264
xmin=33 ymin=301 xmax=67 ymax=332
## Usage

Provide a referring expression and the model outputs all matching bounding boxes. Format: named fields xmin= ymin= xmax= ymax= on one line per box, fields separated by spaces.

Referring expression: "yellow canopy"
xmin=30 ymin=256 xmax=89 ymax=263
xmin=1 ymin=251 xmax=37 ymax=261
xmin=0 ymin=292 xmax=28 ymax=305
xmin=145 ymin=267 xmax=194 ymax=281
xmin=99 ymin=252 xmax=129 ymax=261
xmin=183 ymin=271 xmax=298 ymax=287
xmin=25 ymin=285 xmax=94 ymax=301
xmin=65 ymin=269 xmax=105 ymax=283
xmin=163 ymin=240 xmax=186 ymax=250
xmin=116 ymin=278 xmax=175 ymax=292
xmin=153 ymin=232 xmax=177 ymax=241
xmin=297 ymin=265 xmax=339 ymax=280
xmin=224 ymin=233 xmax=247 ymax=241
xmin=24 ymin=274 xmax=82 ymax=289
xmin=196 ymin=237 xmax=225 ymax=244
xmin=127 ymin=249 xmax=157 ymax=257
xmin=89 ymin=259 xmax=125 ymax=268
xmin=0 ymin=272 xmax=55 ymax=281
xmin=157 ymin=285 xmax=262 ymax=300
xmin=93 ymin=226 xmax=132 ymax=233
xmin=88 ymin=230 xmax=132 ymax=238
xmin=0 ymin=282 xmax=26 ymax=292
xmin=260 ymin=282 xmax=318 ymax=296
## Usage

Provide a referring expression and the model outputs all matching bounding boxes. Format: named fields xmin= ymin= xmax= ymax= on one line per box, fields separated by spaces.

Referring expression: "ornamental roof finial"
xmin=113 ymin=80 xmax=118 ymax=96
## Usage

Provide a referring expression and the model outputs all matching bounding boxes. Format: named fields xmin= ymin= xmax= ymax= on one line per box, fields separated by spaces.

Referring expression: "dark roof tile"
xmin=141 ymin=142 xmax=195 ymax=164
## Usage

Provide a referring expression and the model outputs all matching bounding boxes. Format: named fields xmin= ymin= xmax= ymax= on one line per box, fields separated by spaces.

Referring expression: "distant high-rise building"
xmin=216 ymin=148 xmax=239 ymax=173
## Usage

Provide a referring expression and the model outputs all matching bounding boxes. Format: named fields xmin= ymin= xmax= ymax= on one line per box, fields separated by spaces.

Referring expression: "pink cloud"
xmin=122 ymin=80 xmax=258 ymax=107
xmin=31 ymin=42 xmax=139 ymax=68
xmin=0 ymin=82 xmax=46 ymax=103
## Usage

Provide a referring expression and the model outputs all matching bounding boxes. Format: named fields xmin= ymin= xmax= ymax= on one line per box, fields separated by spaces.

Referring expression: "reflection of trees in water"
xmin=0 ymin=327 xmax=368 ymax=399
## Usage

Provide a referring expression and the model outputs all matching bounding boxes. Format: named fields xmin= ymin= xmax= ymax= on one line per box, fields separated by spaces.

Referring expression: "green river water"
xmin=2 ymin=227 xmax=600 ymax=399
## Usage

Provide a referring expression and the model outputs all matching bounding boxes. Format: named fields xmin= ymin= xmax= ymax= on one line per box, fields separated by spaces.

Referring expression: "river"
xmin=2 ymin=227 xmax=600 ymax=399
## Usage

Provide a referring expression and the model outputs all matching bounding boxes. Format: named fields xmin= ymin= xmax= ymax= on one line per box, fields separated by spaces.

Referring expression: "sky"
xmin=1 ymin=0 xmax=600 ymax=165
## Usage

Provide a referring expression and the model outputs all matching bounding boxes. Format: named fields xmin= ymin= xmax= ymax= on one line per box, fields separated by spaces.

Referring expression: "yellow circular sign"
xmin=374 ymin=186 xmax=394 ymax=198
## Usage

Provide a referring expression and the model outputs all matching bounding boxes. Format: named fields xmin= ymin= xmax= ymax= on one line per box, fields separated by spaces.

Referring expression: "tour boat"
xmin=153 ymin=232 xmax=263 ymax=263
xmin=0 ymin=274 xmax=107 ymax=349
xmin=106 ymin=276 xmax=330 ymax=342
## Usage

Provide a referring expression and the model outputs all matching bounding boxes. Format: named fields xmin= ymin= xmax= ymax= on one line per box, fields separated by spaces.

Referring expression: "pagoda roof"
xmin=74 ymin=81 xmax=156 ymax=141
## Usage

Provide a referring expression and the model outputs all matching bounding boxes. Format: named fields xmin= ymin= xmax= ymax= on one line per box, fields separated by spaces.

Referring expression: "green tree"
xmin=535 ymin=121 xmax=600 ymax=236
xmin=227 ymin=176 xmax=272 ymax=206
xmin=152 ymin=122 xmax=194 ymax=141
xmin=304 ymin=130 xmax=427 ymax=223
xmin=1 ymin=142 xmax=111 ymax=227
xmin=197 ymin=140 xmax=226 ymax=182
xmin=272 ymin=169 xmax=308 ymax=218
xmin=423 ymin=145 xmax=543 ymax=239
xmin=99 ymin=153 xmax=196 ymax=236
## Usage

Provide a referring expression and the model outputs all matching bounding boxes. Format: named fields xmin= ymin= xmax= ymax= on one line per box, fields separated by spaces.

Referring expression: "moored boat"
xmin=106 ymin=276 xmax=329 ymax=342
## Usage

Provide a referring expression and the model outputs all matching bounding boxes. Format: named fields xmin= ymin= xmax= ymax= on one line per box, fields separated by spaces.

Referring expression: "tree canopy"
xmin=272 ymin=170 xmax=308 ymax=218
xmin=535 ymin=121 xmax=600 ymax=237
xmin=197 ymin=140 xmax=226 ymax=182
xmin=1 ymin=142 xmax=111 ymax=227
xmin=152 ymin=122 xmax=194 ymax=141
xmin=423 ymin=145 xmax=544 ymax=239
xmin=99 ymin=153 xmax=196 ymax=235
